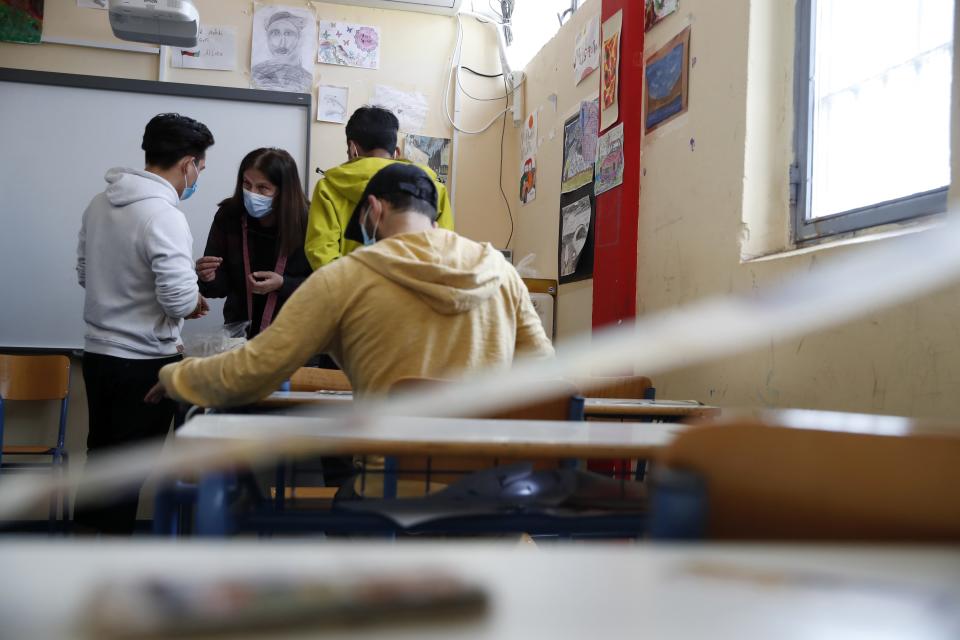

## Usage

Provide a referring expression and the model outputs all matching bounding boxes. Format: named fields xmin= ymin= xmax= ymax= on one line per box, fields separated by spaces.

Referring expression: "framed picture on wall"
xmin=644 ymin=26 xmax=691 ymax=132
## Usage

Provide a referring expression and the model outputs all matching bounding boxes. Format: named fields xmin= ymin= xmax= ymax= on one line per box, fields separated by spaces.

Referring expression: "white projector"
xmin=109 ymin=0 xmax=200 ymax=48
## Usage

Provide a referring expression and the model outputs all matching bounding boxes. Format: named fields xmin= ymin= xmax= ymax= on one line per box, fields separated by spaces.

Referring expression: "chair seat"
xmin=3 ymin=445 xmax=56 ymax=455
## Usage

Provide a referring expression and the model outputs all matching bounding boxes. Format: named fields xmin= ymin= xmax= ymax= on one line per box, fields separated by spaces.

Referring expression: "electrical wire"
xmin=461 ymin=65 xmax=504 ymax=78
xmin=499 ymin=72 xmax=514 ymax=249
xmin=456 ymin=66 xmax=526 ymax=102
xmin=441 ymin=13 xmax=512 ymax=135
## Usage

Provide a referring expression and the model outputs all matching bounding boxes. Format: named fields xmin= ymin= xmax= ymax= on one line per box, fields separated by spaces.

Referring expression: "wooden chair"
xmin=653 ymin=413 xmax=960 ymax=541
xmin=0 ymin=354 xmax=72 ymax=526
xmin=375 ymin=378 xmax=583 ymax=495
xmin=289 ymin=367 xmax=351 ymax=392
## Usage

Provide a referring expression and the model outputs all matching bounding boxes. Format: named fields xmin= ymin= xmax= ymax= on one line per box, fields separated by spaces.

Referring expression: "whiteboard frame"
xmin=0 ymin=67 xmax=312 ymax=353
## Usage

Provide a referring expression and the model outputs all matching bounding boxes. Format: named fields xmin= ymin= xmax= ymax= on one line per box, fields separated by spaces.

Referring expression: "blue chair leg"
xmin=383 ymin=456 xmax=398 ymax=500
xmin=648 ymin=468 xmax=707 ymax=540
xmin=196 ymin=472 xmax=233 ymax=537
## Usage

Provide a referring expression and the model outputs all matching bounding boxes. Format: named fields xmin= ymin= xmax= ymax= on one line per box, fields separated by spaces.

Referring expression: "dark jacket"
xmin=198 ymin=202 xmax=312 ymax=338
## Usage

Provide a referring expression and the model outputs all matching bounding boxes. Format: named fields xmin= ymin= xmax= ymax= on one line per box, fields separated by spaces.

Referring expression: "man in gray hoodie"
xmin=74 ymin=113 xmax=214 ymax=535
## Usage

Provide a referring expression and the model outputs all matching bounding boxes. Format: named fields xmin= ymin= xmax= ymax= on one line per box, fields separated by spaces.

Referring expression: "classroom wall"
xmin=500 ymin=0 xmax=601 ymax=344
xmin=0 ymin=0 xmax=507 ymax=519
xmin=632 ymin=0 xmax=960 ymax=418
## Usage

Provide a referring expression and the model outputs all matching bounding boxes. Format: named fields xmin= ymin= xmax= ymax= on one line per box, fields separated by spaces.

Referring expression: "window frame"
xmin=791 ymin=0 xmax=950 ymax=244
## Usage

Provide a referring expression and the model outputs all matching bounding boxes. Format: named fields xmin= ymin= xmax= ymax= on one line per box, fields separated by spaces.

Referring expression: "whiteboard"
xmin=0 ymin=69 xmax=311 ymax=350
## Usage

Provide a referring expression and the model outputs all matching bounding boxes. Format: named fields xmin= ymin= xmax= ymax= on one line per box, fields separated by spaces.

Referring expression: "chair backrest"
xmin=0 ymin=354 xmax=70 ymax=401
xmin=655 ymin=417 xmax=960 ymax=541
xmin=574 ymin=375 xmax=653 ymax=400
xmin=387 ymin=377 xmax=582 ymax=487
xmin=289 ymin=367 xmax=351 ymax=392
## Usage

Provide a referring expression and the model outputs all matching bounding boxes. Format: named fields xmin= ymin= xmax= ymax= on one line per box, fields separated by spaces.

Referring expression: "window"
xmin=470 ymin=0 xmax=584 ymax=71
xmin=793 ymin=0 xmax=954 ymax=242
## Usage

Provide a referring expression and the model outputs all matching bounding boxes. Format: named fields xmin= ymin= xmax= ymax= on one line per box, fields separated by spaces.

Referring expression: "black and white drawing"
xmin=250 ymin=6 xmax=316 ymax=93
xmin=317 ymin=85 xmax=349 ymax=123
xmin=560 ymin=195 xmax=592 ymax=278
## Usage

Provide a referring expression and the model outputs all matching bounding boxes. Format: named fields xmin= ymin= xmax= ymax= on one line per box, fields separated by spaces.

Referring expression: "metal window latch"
xmin=789 ymin=163 xmax=801 ymax=207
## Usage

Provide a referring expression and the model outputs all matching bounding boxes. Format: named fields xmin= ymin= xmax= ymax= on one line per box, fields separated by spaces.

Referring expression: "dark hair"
xmin=221 ymin=148 xmax=308 ymax=258
xmin=345 ymin=106 xmax=399 ymax=154
xmin=379 ymin=192 xmax=437 ymax=221
xmin=142 ymin=113 xmax=214 ymax=168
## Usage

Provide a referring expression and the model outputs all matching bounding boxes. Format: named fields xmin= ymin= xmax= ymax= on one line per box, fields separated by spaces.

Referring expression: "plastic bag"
xmin=514 ymin=253 xmax=540 ymax=278
xmin=182 ymin=321 xmax=249 ymax=358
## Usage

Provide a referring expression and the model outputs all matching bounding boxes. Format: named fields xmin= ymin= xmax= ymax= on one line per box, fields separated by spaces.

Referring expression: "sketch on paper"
xmin=250 ymin=5 xmax=316 ymax=93
xmin=403 ymin=134 xmax=452 ymax=184
xmin=561 ymin=98 xmax=600 ymax=193
xmin=172 ymin=26 xmax=236 ymax=71
xmin=599 ymin=10 xmax=622 ymax=131
xmin=77 ymin=0 xmax=106 ymax=9
xmin=521 ymin=110 xmax=538 ymax=159
xmin=371 ymin=84 xmax=428 ymax=133
xmin=595 ymin=123 xmax=625 ymax=195
xmin=0 ymin=0 xmax=43 ymax=43
xmin=317 ymin=85 xmax=349 ymax=124
xmin=645 ymin=0 xmax=679 ymax=32
xmin=573 ymin=15 xmax=600 ymax=85
xmin=645 ymin=26 xmax=691 ymax=132
xmin=520 ymin=156 xmax=537 ymax=205
xmin=318 ymin=20 xmax=380 ymax=70
xmin=560 ymin=195 xmax=593 ymax=278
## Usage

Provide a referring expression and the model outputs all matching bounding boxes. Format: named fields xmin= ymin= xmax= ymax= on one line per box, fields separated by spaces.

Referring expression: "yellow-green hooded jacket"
xmin=305 ymin=157 xmax=454 ymax=270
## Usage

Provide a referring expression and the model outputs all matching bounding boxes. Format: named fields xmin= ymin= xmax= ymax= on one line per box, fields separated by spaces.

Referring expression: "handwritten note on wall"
xmin=172 ymin=26 xmax=237 ymax=71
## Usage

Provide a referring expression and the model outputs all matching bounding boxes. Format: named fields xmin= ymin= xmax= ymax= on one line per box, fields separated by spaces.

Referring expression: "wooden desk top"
xmin=584 ymin=398 xmax=721 ymax=418
xmin=3 ymin=541 xmax=958 ymax=640
xmin=177 ymin=414 xmax=684 ymax=459
xmin=255 ymin=390 xmax=354 ymax=409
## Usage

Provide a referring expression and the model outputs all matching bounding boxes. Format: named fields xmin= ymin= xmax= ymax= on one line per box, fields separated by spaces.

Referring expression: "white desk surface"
xmin=177 ymin=414 xmax=684 ymax=458
xmin=1 ymin=541 xmax=957 ymax=640
xmin=584 ymin=398 xmax=722 ymax=417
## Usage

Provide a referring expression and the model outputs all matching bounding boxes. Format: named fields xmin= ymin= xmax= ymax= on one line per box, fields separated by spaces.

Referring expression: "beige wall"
xmin=0 ymin=0 xmax=506 ymax=518
xmin=501 ymin=0 xmax=601 ymax=344
xmin=635 ymin=0 xmax=960 ymax=418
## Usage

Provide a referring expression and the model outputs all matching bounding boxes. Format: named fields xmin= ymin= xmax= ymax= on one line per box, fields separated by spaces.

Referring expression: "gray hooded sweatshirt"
xmin=77 ymin=168 xmax=199 ymax=359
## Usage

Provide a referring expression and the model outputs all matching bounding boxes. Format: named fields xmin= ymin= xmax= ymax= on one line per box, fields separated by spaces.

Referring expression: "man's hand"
xmin=249 ymin=271 xmax=283 ymax=295
xmin=187 ymin=294 xmax=209 ymax=319
xmin=144 ymin=381 xmax=167 ymax=404
xmin=195 ymin=256 xmax=223 ymax=283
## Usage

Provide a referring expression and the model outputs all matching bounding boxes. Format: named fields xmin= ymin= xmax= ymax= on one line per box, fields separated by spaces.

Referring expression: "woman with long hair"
xmin=196 ymin=147 xmax=311 ymax=339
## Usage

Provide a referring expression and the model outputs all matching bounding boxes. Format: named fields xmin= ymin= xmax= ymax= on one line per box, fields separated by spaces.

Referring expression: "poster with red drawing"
xmin=600 ymin=10 xmax=622 ymax=132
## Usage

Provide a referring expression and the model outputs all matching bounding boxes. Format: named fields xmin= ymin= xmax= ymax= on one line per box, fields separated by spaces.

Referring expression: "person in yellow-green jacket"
xmin=305 ymin=106 xmax=454 ymax=270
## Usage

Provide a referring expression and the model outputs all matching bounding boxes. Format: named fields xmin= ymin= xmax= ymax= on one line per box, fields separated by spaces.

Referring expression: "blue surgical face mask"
xmin=360 ymin=207 xmax=377 ymax=247
xmin=243 ymin=189 xmax=274 ymax=219
xmin=180 ymin=159 xmax=200 ymax=201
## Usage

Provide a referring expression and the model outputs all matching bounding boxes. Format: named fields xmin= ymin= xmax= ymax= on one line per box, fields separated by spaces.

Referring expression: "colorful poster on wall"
xmin=645 ymin=0 xmax=679 ymax=32
xmin=403 ymin=134 xmax=452 ymax=184
xmin=318 ymin=20 xmax=380 ymax=70
xmin=595 ymin=122 xmax=625 ymax=195
xmin=561 ymin=98 xmax=600 ymax=193
xmin=599 ymin=10 xmax=622 ymax=132
xmin=573 ymin=14 xmax=600 ymax=85
xmin=0 ymin=0 xmax=43 ymax=44
xmin=317 ymin=85 xmax=349 ymax=123
xmin=645 ymin=26 xmax=691 ymax=132
xmin=371 ymin=84 xmax=428 ymax=134
xmin=172 ymin=26 xmax=236 ymax=71
xmin=520 ymin=156 xmax=537 ymax=205
xmin=250 ymin=5 xmax=316 ymax=93
xmin=77 ymin=0 xmax=106 ymax=9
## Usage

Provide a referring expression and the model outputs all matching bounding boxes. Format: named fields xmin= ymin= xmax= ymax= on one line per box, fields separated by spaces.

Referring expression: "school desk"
xmin=584 ymin=398 xmax=721 ymax=421
xmin=162 ymin=414 xmax=685 ymax=536
xmin=2 ymin=541 xmax=957 ymax=639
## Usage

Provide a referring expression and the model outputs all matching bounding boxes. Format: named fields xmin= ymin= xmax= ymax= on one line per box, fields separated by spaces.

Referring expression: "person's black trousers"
xmin=73 ymin=351 xmax=181 ymax=535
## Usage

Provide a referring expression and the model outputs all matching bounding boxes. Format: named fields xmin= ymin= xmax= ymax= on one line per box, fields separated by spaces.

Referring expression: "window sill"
xmin=741 ymin=213 xmax=945 ymax=264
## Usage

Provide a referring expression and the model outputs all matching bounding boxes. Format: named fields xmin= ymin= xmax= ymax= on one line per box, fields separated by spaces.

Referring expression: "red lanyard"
xmin=241 ymin=215 xmax=288 ymax=333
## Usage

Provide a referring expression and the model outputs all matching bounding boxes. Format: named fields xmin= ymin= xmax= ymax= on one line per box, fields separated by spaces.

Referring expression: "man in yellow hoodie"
xmin=305 ymin=106 xmax=454 ymax=270
xmin=156 ymin=163 xmax=552 ymax=406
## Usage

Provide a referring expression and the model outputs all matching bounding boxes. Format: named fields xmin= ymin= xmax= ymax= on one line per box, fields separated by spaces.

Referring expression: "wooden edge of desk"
xmin=181 ymin=434 xmax=675 ymax=460
xmin=585 ymin=404 xmax=722 ymax=418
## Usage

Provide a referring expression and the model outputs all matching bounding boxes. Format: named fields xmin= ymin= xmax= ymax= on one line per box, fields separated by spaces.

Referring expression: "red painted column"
xmin=592 ymin=0 xmax=644 ymax=332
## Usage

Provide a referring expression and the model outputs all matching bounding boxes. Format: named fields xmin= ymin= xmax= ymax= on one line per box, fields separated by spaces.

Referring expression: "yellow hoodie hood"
xmin=348 ymin=229 xmax=505 ymax=315
xmin=322 ymin=156 xmax=438 ymax=203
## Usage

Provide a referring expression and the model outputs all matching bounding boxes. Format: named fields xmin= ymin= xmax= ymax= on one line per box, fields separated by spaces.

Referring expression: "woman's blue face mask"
xmin=243 ymin=189 xmax=274 ymax=219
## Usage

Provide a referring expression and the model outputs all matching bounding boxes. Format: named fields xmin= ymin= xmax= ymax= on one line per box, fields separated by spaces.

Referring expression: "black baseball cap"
xmin=344 ymin=163 xmax=439 ymax=243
